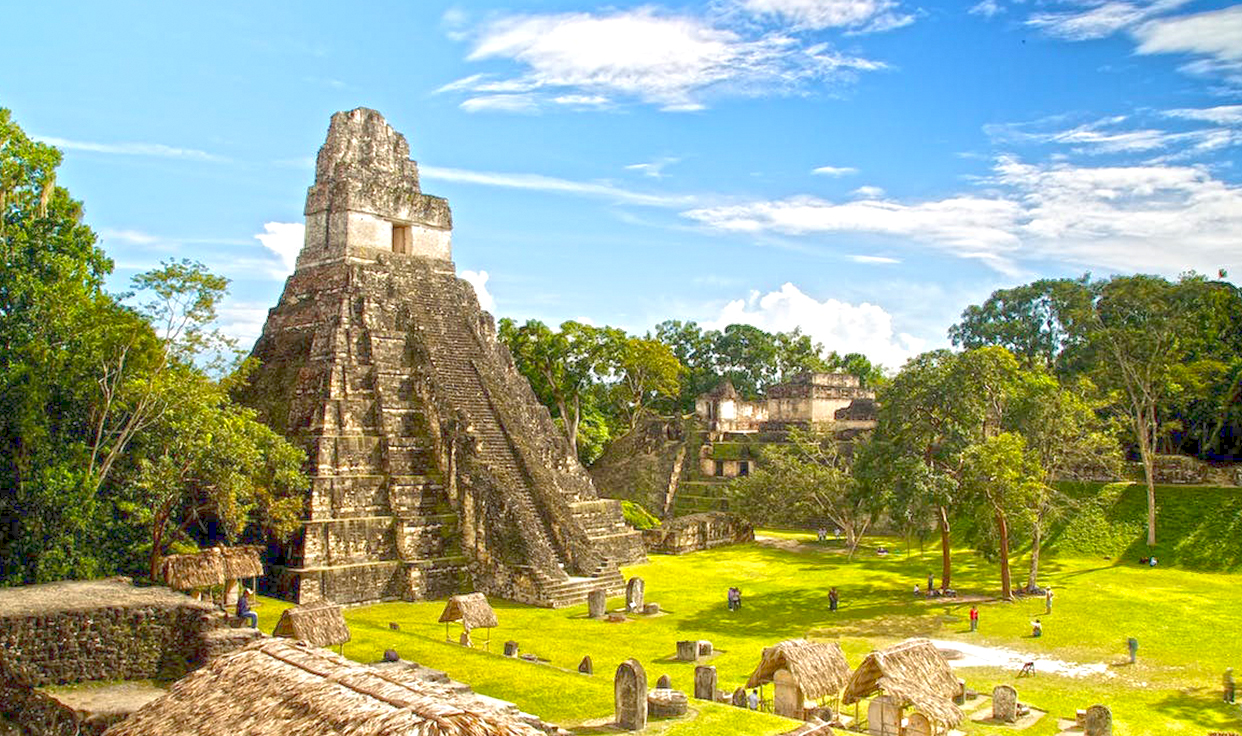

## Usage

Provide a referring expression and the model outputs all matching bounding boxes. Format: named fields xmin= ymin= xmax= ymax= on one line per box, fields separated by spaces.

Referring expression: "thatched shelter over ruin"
xmin=746 ymin=639 xmax=851 ymax=700
xmin=158 ymin=546 xmax=263 ymax=592
xmin=439 ymin=593 xmax=498 ymax=632
xmin=841 ymin=637 xmax=963 ymax=731
xmin=272 ymin=602 xmax=350 ymax=648
xmin=103 ymin=638 xmax=546 ymax=736
xmin=745 ymin=639 xmax=852 ymax=719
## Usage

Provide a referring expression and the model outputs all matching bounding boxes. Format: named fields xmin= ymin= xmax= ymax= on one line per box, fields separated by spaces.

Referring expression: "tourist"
xmin=1045 ymin=587 xmax=1053 ymax=614
xmin=817 ymin=527 xmax=826 ymax=542
xmin=748 ymin=689 xmax=759 ymax=710
xmin=727 ymin=587 xmax=740 ymax=612
xmin=1031 ymin=619 xmax=1042 ymax=638
xmin=1127 ymin=637 xmax=1139 ymax=664
xmin=913 ymin=583 xmax=920 ymax=597
xmin=969 ymin=605 xmax=979 ymax=632
xmin=1224 ymin=668 xmax=1235 ymax=704
xmin=236 ymin=588 xmax=258 ymax=628
xmin=828 ymin=587 xmax=839 ymax=612
xmin=1149 ymin=556 xmax=1158 ymax=567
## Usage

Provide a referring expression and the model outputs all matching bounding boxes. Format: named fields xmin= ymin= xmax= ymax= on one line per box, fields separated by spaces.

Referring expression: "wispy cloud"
xmin=1163 ymin=105 xmax=1242 ymax=125
xmin=849 ymin=254 xmax=900 ymax=264
xmin=34 ymin=135 xmax=222 ymax=161
xmin=420 ymin=165 xmax=697 ymax=207
xmin=851 ymin=185 xmax=885 ymax=198
xmin=1134 ymin=5 xmax=1242 ymax=83
xmin=812 ymin=165 xmax=858 ymax=176
xmin=681 ymin=155 xmax=1242 ymax=278
xmin=969 ymin=0 xmax=1004 ymax=18
xmin=442 ymin=7 xmax=885 ymax=112
xmin=1025 ymin=0 xmax=1190 ymax=41
xmin=626 ymin=157 xmax=681 ymax=178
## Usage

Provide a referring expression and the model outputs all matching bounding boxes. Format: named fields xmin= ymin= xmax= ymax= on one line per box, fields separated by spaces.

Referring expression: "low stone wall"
xmin=0 ymin=579 xmax=219 ymax=686
xmin=642 ymin=512 xmax=754 ymax=555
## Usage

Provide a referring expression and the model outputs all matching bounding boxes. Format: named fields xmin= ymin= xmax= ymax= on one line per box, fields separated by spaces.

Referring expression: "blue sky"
xmin=4 ymin=0 xmax=1241 ymax=369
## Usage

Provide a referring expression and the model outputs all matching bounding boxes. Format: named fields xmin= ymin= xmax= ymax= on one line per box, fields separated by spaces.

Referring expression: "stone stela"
xmin=238 ymin=108 xmax=647 ymax=608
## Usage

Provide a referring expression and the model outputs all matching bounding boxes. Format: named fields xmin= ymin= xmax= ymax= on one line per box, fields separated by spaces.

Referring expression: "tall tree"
xmin=959 ymin=432 xmax=1043 ymax=600
xmin=610 ymin=336 xmax=682 ymax=429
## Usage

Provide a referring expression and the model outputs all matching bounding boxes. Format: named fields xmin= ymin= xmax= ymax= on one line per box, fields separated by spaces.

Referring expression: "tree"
xmin=727 ymin=427 xmax=874 ymax=557
xmin=948 ymin=277 xmax=1092 ymax=372
xmin=610 ymin=336 xmax=682 ymax=429
xmin=499 ymin=319 xmax=614 ymax=457
xmin=959 ymin=432 xmax=1043 ymax=600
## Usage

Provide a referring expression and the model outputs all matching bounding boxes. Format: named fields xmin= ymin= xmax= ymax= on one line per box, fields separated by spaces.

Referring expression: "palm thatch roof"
xmin=272 ymin=602 xmax=351 ymax=648
xmin=841 ymin=638 xmax=963 ymax=728
xmin=744 ymin=639 xmax=851 ymax=700
xmin=438 ymin=593 xmax=498 ymax=631
xmin=159 ymin=547 xmax=225 ymax=590
xmin=102 ymin=638 xmax=545 ymax=736
xmin=159 ymin=546 xmax=264 ymax=591
xmin=221 ymin=545 xmax=264 ymax=580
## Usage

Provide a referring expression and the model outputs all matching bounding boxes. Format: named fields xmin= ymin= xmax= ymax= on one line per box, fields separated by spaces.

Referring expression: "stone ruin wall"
xmin=240 ymin=109 xmax=645 ymax=609
xmin=641 ymin=512 xmax=755 ymax=555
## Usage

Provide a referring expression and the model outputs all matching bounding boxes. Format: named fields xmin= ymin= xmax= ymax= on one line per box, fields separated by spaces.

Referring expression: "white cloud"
xmin=851 ymin=185 xmax=885 ymax=198
xmin=33 ymin=135 xmax=221 ymax=161
xmin=969 ymin=0 xmax=1004 ymax=18
xmin=1163 ymin=105 xmax=1242 ymax=125
xmin=215 ymin=301 xmax=271 ymax=348
xmin=849 ymin=254 xmax=900 ymax=264
xmin=681 ymin=156 xmax=1242 ymax=279
xmin=100 ymin=228 xmax=161 ymax=245
xmin=445 ymin=8 xmax=884 ymax=111
xmin=1026 ymin=0 xmax=1189 ymax=41
xmin=626 ymin=157 xmax=681 ymax=178
xmin=552 ymin=94 xmax=612 ymax=107
xmin=420 ymin=165 xmax=697 ymax=207
xmin=705 ymin=282 xmax=924 ymax=368
xmin=1134 ymin=5 xmax=1242 ymax=68
xmin=812 ymin=165 xmax=858 ymax=176
xmin=738 ymin=0 xmax=915 ymax=32
xmin=460 ymin=270 xmax=496 ymax=313
xmin=255 ymin=222 xmax=304 ymax=277
xmin=986 ymin=114 xmax=1242 ymax=158
xmin=461 ymin=94 xmax=540 ymax=113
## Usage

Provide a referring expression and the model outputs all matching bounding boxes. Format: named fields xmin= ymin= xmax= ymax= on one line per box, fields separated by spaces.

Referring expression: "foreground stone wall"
xmin=642 ymin=512 xmax=754 ymax=555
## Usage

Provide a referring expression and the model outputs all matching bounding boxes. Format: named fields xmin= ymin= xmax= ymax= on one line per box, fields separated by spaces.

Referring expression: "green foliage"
xmin=620 ymin=500 xmax=661 ymax=529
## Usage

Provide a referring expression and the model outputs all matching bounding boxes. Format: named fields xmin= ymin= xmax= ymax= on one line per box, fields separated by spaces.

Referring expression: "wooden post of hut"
xmin=438 ymin=593 xmax=498 ymax=651
xmin=745 ymin=639 xmax=852 ymax=722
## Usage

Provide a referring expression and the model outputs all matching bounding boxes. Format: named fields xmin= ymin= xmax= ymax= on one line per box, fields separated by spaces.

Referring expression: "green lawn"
xmin=257 ymin=533 xmax=1242 ymax=735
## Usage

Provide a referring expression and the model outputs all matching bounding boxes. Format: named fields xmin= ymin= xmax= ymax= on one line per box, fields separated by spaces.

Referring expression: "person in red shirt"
xmin=969 ymin=605 xmax=979 ymax=632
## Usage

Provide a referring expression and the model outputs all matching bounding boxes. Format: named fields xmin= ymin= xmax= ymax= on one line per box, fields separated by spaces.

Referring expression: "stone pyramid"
xmin=238 ymin=108 xmax=646 ymax=608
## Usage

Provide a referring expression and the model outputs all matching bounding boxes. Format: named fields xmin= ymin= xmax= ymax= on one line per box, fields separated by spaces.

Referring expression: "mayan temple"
xmin=238 ymin=108 xmax=646 ymax=608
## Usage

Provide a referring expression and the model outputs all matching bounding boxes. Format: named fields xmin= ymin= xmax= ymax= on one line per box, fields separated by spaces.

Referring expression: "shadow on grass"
xmin=1147 ymin=686 xmax=1242 ymax=730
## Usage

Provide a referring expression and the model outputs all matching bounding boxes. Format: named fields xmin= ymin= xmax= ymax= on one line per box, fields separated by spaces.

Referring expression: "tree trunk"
xmin=938 ymin=505 xmax=952 ymax=590
xmin=1135 ymin=404 xmax=1157 ymax=546
xmin=1027 ymin=522 xmax=1042 ymax=590
xmin=997 ymin=509 xmax=1012 ymax=600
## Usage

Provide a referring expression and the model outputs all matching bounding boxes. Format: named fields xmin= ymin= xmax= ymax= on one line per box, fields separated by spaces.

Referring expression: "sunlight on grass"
xmin=277 ymin=534 xmax=1242 ymax=734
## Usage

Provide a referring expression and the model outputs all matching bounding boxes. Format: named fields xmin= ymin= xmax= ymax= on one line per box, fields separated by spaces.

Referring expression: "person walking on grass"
xmin=1224 ymin=668 xmax=1235 ymax=704
xmin=1127 ymin=637 xmax=1139 ymax=664
xmin=828 ymin=587 xmax=839 ymax=613
xmin=969 ymin=605 xmax=979 ymax=632
xmin=1045 ymin=587 xmax=1053 ymax=614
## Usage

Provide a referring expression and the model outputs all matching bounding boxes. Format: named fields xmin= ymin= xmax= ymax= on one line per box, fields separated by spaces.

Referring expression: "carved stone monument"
xmin=615 ymin=659 xmax=648 ymax=730
xmin=732 ymin=687 xmax=747 ymax=707
xmin=626 ymin=577 xmax=645 ymax=612
xmin=867 ymin=694 xmax=901 ymax=736
xmin=773 ymin=668 xmax=805 ymax=719
xmin=697 ymin=640 xmax=713 ymax=657
xmin=588 ymin=589 xmax=607 ymax=618
xmin=993 ymin=684 xmax=1018 ymax=722
xmin=676 ymin=640 xmax=698 ymax=661
xmin=656 ymin=674 xmax=672 ymax=689
xmin=1084 ymin=704 xmax=1112 ymax=736
xmin=238 ymin=108 xmax=647 ymax=608
xmin=579 ymin=655 xmax=593 ymax=675
xmin=503 ymin=641 xmax=519 ymax=657
xmin=694 ymin=666 xmax=717 ymax=700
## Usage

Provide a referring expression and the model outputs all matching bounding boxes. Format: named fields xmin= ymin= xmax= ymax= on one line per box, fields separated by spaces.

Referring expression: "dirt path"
xmin=929 ymin=638 xmax=1114 ymax=679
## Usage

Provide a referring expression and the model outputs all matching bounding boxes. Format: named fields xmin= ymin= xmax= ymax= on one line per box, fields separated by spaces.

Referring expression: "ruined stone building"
xmin=237 ymin=109 xmax=645 ymax=608
xmin=592 ymin=373 xmax=877 ymax=519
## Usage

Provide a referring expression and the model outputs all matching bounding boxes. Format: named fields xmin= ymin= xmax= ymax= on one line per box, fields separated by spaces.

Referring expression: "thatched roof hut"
xmin=220 ymin=545 xmax=264 ymax=580
xmin=158 ymin=546 xmax=264 ymax=591
xmin=103 ymin=638 xmax=545 ymax=736
xmin=438 ymin=593 xmax=498 ymax=632
xmin=159 ymin=548 xmax=225 ymax=590
xmin=745 ymin=639 xmax=852 ymax=701
xmin=841 ymin=638 xmax=963 ymax=728
xmin=272 ymin=602 xmax=351 ymax=648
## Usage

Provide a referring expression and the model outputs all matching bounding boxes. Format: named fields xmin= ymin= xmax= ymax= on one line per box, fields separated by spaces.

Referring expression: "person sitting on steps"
xmin=236 ymin=588 xmax=259 ymax=628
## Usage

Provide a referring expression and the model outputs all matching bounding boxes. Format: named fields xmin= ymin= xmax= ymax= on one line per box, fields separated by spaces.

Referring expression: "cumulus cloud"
xmin=737 ymin=0 xmax=915 ymax=32
xmin=460 ymin=270 xmax=496 ymax=313
xmin=969 ymin=0 xmax=1004 ymax=18
xmin=443 ymin=8 xmax=884 ymax=112
xmin=812 ymin=165 xmax=858 ymax=176
xmin=851 ymin=185 xmax=885 ymax=198
xmin=705 ymin=282 xmax=924 ymax=368
xmin=255 ymin=222 xmax=304 ymax=277
xmin=683 ymin=156 xmax=1242 ymax=278
xmin=1134 ymin=5 xmax=1242 ymax=78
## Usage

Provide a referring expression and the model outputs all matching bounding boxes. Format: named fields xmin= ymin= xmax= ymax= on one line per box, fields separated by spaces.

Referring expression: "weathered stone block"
xmin=694 ymin=666 xmax=717 ymax=700
xmin=614 ymin=659 xmax=647 ymax=730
